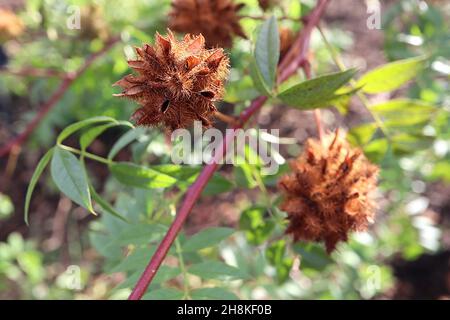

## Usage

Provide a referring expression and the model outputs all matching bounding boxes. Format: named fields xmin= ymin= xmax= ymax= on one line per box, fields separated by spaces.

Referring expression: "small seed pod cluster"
xmin=168 ymin=0 xmax=246 ymax=48
xmin=113 ymin=30 xmax=229 ymax=131
xmin=278 ymin=130 xmax=379 ymax=253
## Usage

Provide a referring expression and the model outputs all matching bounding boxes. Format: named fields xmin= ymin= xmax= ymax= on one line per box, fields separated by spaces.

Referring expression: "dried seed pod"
xmin=113 ymin=30 xmax=230 ymax=131
xmin=0 ymin=8 xmax=24 ymax=42
xmin=169 ymin=0 xmax=246 ymax=48
xmin=278 ymin=130 xmax=379 ymax=253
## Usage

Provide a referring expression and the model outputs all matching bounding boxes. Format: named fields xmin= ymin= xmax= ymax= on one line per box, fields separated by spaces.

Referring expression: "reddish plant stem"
xmin=128 ymin=0 xmax=329 ymax=300
xmin=0 ymin=37 xmax=119 ymax=158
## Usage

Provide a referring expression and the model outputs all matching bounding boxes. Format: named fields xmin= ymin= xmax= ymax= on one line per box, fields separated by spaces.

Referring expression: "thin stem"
xmin=128 ymin=0 xmax=330 ymax=300
xmin=317 ymin=26 xmax=389 ymax=138
xmin=174 ymin=238 xmax=189 ymax=299
xmin=302 ymin=60 xmax=325 ymax=142
xmin=58 ymin=145 xmax=112 ymax=165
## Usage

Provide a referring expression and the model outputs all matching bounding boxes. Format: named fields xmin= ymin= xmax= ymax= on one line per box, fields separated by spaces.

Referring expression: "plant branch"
xmin=128 ymin=0 xmax=329 ymax=300
xmin=0 ymin=37 xmax=120 ymax=159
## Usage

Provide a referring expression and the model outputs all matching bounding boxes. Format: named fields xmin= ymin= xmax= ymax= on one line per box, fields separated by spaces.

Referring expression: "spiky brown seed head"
xmin=0 ymin=8 xmax=24 ymax=42
xmin=278 ymin=130 xmax=379 ymax=253
xmin=113 ymin=30 xmax=230 ymax=130
xmin=168 ymin=0 xmax=246 ymax=48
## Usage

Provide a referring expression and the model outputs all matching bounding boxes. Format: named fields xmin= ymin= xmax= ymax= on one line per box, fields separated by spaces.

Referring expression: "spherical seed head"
xmin=278 ymin=130 xmax=379 ymax=253
xmin=168 ymin=0 xmax=246 ymax=48
xmin=0 ymin=9 xmax=24 ymax=42
xmin=113 ymin=30 xmax=230 ymax=131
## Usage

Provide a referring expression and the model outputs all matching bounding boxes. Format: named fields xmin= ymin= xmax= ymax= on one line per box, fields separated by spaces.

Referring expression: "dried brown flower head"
xmin=278 ymin=130 xmax=379 ymax=253
xmin=113 ymin=30 xmax=229 ymax=130
xmin=0 ymin=8 xmax=24 ymax=42
xmin=168 ymin=0 xmax=246 ymax=48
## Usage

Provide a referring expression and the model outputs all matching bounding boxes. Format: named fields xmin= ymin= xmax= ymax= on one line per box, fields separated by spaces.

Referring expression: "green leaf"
xmin=356 ymin=56 xmax=426 ymax=93
xmin=293 ymin=243 xmax=333 ymax=271
xmin=250 ymin=58 xmax=272 ymax=96
xmin=89 ymin=185 xmax=128 ymax=222
xmin=24 ymin=148 xmax=54 ymax=225
xmin=239 ymin=206 xmax=275 ymax=245
xmin=182 ymin=227 xmax=234 ymax=252
xmin=254 ymin=15 xmax=280 ymax=92
xmin=50 ymin=147 xmax=95 ymax=214
xmin=142 ymin=288 xmax=184 ymax=300
xmin=203 ymin=173 xmax=234 ymax=195
xmin=108 ymin=127 xmax=146 ymax=160
xmin=188 ymin=261 xmax=248 ymax=280
xmin=348 ymin=123 xmax=378 ymax=146
xmin=115 ymin=224 xmax=167 ymax=246
xmin=265 ymin=239 xmax=293 ymax=283
xmin=117 ymin=265 xmax=180 ymax=289
xmin=57 ymin=116 xmax=116 ymax=145
xmin=80 ymin=121 xmax=132 ymax=151
xmin=370 ymin=99 xmax=436 ymax=130
xmin=110 ymin=162 xmax=178 ymax=189
xmin=191 ymin=288 xmax=238 ymax=300
xmin=277 ymin=69 xmax=357 ymax=109
xmin=111 ymin=247 xmax=157 ymax=273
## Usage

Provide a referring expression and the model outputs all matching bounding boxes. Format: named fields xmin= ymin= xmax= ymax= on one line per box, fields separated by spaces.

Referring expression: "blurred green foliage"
xmin=0 ymin=0 xmax=449 ymax=300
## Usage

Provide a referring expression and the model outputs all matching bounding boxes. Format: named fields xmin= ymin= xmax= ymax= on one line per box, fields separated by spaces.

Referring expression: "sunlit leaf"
xmin=356 ymin=56 xmax=427 ymax=93
xmin=277 ymin=69 xmax=357 ymax=109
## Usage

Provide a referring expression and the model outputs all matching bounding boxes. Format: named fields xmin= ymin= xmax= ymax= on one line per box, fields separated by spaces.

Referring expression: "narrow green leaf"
xmin=182 ymin=227 xmax=234 ymax=252
xmin=277 ymin=69 xmax=357 ymax=109
xmin=254 ymin=15 xmax=280 ymax=91
xmin=191 ymin=288 xmax=239 ymax=300
xmin=188 ymin=261 xmax=248 ymax=280
xmin=108 ymin=127 xmax=146 ymax=160
xmin=50 ymin=146 xmax=95 ymax=214
xmin=370 ymin=99 xmax=436 ymax=115
xmin=115 ymin=224 xmax=167 ymax=245
xmin=80 ymin=121 xmax=132 ymax=151
xmin=250 ymin=57 xmax=272 ymax=96
xmin=293 ymin=243 xmax=333 ymax=271
xmin=24 ymin=148 xmax=54 ymax=225
xmin=110 ymin=162 xmax=178 ymax=189
xmin=356 ymin=56 xmax=426 ymax=93
xmin=57 ymin=116 xmax=116 ymax=145
xmin=89 ymin=185 xmax=128 ymax=222
xmin=111 ymin=247 xmax=157 ymax=273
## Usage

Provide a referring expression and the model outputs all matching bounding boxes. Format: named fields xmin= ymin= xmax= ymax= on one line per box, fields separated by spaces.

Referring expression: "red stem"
xmin=128 ymin=0 xmax=329 ymax=300
xmin=0 ymin=37 xmax=119 ymax=158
